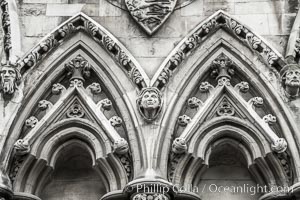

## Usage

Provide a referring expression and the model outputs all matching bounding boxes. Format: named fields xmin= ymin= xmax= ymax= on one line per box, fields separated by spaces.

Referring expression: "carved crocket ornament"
xmin=137 ymin=87 xmax=163 ymax=122
xmin=0 ymin=63 xmax=21 ymax=98
xmin=280 ymin=63 xmax=300 ymax=99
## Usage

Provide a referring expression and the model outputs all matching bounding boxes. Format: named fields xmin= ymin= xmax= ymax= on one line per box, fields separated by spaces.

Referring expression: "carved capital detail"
xmin=14 ymin=139 xmax=30 ymax=156
xmin=137 ymin=87 xmax=163 ymax=122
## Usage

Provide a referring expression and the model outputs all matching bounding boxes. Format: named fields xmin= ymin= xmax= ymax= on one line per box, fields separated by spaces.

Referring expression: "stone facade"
xmin=0 ymin=0 xmax=300 ymax=200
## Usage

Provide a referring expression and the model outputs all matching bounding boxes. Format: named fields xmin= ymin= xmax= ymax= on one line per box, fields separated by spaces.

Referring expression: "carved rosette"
xmin=14 ymin=139 xmax=30 ymax=156
xmin=66 ymin=103 xmax=85 ymax=118
xmin=137 ymin=87 xmax=163 ymax=122
xmin=217 ymin=99 xmax=235 ymax=116
xmin=25 ymin=116 xmax=38 ymax=128
xmin=109 ymin=116 xmax=123 ymax=127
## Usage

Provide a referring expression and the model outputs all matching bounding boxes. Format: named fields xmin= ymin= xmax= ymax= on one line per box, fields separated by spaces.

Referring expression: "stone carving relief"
xmin=280 ymin=63 xmax=300 ymax=99
xmin=0 ymin=0 xmax=11 ymax=59
xmin=216 ymin=99 xmax=235 ymax=116
xmin=0 ymin=63 xmax=21 ymax=98
xmin=125 ymin=0 xmax=177 ymax=35
xmin=137 ymin=87 xmax=163 ymax=122
xmin=131 ymin=193 xmax=169 ymax=200
xmin=66 ymin=103 xmax=85 ymax=118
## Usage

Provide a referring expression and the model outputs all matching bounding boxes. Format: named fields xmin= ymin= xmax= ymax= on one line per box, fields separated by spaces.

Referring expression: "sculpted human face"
xmin=141 ymin=91 xmax=160 ymax=110
xmin=285 ymin=69 xmax=300 ymax=87
xmin=0 ymin=66 xmax=17 ymax=94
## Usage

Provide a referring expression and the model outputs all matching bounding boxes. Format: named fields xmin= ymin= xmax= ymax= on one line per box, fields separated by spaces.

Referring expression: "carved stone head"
xmin=0 ymin=64 xmax=21 ymax=96
xmin=137 ymin=87 xmax=162 ymax=121
xmin=280 ymin=64 xmax=300 ymax=98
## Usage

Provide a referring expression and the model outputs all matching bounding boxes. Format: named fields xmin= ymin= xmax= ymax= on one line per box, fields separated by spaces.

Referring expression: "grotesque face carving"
xmin=0 ymin=65 xmax=21 ymax=95
xmin=281 ymin=64 xmax=300 ymax=98
xmin=285 ymin=69 xmax=300 ymax=87
xmin=137 ymin=87 xmax=162 ymax=121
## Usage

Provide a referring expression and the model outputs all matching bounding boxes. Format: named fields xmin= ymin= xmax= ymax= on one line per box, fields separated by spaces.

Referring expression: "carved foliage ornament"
xmin=0 ymin=64 xmax=21 ymax=97
xmin=137 ymin=87 xmax=163 ymax=122
xmin=125 ymin=0 xmax=177 ymax=35
xmin=280 ymin=63 xmax=300 ymax=99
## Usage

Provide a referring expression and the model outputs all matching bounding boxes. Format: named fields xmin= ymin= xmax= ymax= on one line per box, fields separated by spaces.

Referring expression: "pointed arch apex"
xmin=16 ymin=12 xmax=150 ymax=89
xmin=151 ymin=9 xmax=286 ymax=89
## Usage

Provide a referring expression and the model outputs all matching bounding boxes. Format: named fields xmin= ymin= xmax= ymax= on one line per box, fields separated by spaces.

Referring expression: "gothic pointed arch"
xmin=0 ymin=15 xmax=149 ymax=199
xmin=149 ymin=12 xmax=300 ymax=198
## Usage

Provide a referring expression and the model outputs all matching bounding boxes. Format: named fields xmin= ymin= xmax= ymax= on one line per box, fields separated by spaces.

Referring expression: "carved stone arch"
xmin=12 ymin=123 xmax=126 ymax=196
xmin=154 ymin=27 xmax=300 ymax=194
xmin=2 ymin=34 xmax=147 ymax=179
xmin=0 ymin=21 xmax=150 ymax=199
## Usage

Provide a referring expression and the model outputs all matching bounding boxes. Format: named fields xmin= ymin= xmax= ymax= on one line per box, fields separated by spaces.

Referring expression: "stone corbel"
xmin=136 ymin=87 xmax=163 ymax=122
xmin=0 ymin=62 xmax=21 ymax=100
xmin=280 ymin=63 xmax=300 ymax=99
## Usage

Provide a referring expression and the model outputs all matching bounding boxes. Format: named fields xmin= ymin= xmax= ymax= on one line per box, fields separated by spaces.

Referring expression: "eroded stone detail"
xmin=0 ymin=64 xmax=21 ymax=97
xmin=14 ymin=139 xmax=30 ymax=156
xmin=66 ymin=103 xmax=85 ymax=118
xmin=70 ymin=79 xmax=83 ymax=88
xmin=113 ymin=138 xmax=129 ymax=155
xmin=109 ymin=116 xmax=123 ymax=127
xmin=86 ymin=82 xmax=101 ymax=94
xmin=234 ymin=81 xmax=249 ymax=93
xmin=52 ymin=83 xmax=66 ymax=95
xmin=248 ymin=97 xmax=264 ymax=108
xmin=25 ymin=116 xmax=38 ymax=128
xmin=216 ymin=99 xmax=235 ymax=116
xmin=263 ymin=114 xmax=277 ymax=125
xmin=38 ymin=100 xmax=53 ymax=112
xmin=65 ymin=55 xmax=91 ymax=82
xmin=280 ymin=63 xmax=300 ymax=99
xmin=129 ymin=67 xmax=144 ymax=87
xmin=187 ymin=97 xmax=202 ymax=109
xmin=199 ymin=81 xmax=214 ymax=93
xmin=178 ymin=115 xmax=191 ymax=126
xmin=125 ymin=0 xmax=177 ymax=35
xmin=137 ymin=87 xmax=163 ymax=122
xmin=0 ymin=0 xmax=11 ymax=58
xmin=275 ymin=152 xmax=293 ymax=182
xmin=210 ymin=54 xmax=235 ymax=80
xmin=97 ymin=98 xmax=112 ymax=111
xmin=172 ymin=138 xmax=187 ymax=154
xmin=271 ymin=138 xmax=287 ymax=153
xmin=132 ymin=193 xmax=169 ymax=200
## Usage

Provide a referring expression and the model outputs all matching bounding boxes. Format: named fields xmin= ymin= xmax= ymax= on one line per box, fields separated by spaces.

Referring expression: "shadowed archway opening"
xmin=40 ymin=143 xmax=106 ymax=200
xmin=197 ymin=143 xmax=262 ymax=200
